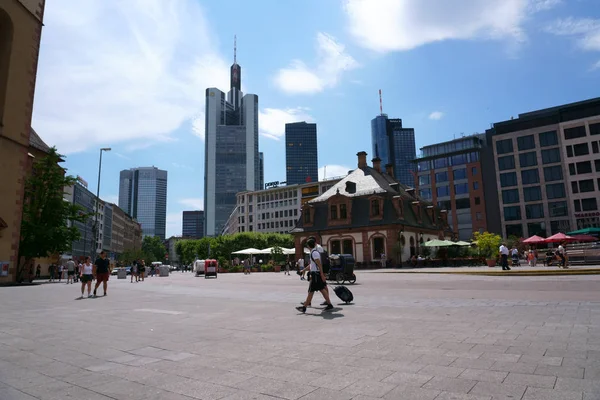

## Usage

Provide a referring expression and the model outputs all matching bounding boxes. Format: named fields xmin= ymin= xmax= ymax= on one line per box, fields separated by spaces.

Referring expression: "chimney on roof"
xmin=357 ymin=151 xmax=367 ymax=169
xmin=372 ymin=157 xmax=381 ymax=173
xmin=385 ymin=163 xmax=394 ymax=178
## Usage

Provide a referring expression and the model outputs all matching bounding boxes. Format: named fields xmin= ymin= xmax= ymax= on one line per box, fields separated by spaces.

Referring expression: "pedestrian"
xmin=35 ymin=264 xmax=41 ymax=279
xmin=499 ymin=242 xmax=511 ymax=271
xmin=243 ymin=258 xmax=250 ymax=275
xmin=57 ymin=264 xmax=63 ymax=282
xmin=80 ymin=256 xmax=94 ymax=298
xmin=93 ymin=251 xmax=110 ymax=297
xmin=139 ymin=260 xmax=146 ymax=281
xmin=558 ymin=242 xmax=568 ymax=268
xmin=285 ymin=260 xmax=290 ymax=275
xmin=66 ymin=258 xmax=76 ymax=284
xmin=296 ymin=237 xmax=334 ymax=313
xmin=297 ymin=257 xmax=305 ymax=280
xmin=533 ymin=249 xmax=538 ymax=267
xmin=131 ymin=261 xmax=138 ymax=283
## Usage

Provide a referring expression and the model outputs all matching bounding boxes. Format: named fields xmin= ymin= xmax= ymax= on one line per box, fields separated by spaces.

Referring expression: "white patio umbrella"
xmin=231 ymin=248 xmax=263 ymax=255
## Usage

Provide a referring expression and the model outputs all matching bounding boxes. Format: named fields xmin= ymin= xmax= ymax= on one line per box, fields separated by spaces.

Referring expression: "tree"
xmin=17 ymin=147 xmax=88 ymax=282
xmin=142 ymin=236 xmax=167 ymax=263
xmin=118 ymin=249 xmax=148 ymax=266
xmin=270 ymin=246 xmax=285 ymax=265
xmin=473 ymin=231 xmax=502 ymax=259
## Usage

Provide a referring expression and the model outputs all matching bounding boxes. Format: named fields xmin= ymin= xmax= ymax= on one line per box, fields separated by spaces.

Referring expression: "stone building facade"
xmin=0 ymin=0 xmax=46 ymax=282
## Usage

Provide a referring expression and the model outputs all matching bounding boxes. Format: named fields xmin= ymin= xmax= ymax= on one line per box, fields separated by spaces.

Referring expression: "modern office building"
xmin=491 ymin=97 xmax=600 ymax=238
xmin=182 ymin=211 xmax=204 ymax=239
xmin=285 ymin=122 xmax=318 ymax=185
xmin=412 ymin=135 xmax=489 ymax=240
xmin=204 ymin=39 xmax=260 ymax=236
xmin=222 ymin=177 xmax=343 ymax=235
xmin=371 ymin=115 xmax=416 ymax=187
xmin=259 ymin=152 xmax=264 ymax=190
xmin=64 ymin=179 xmax=96 ymax=259
xmin=119 ymin=167 xmax=168 ymax=239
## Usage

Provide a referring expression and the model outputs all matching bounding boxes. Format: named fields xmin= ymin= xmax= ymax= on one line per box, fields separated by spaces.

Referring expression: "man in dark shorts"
xmin=93 ymin=251 xmax=110 ymax=297
xmin=296 ymin=237 xmax=333 ymax=313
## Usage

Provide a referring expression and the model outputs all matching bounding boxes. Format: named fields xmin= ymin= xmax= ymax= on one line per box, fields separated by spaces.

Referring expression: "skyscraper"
xmin=285 ymin=122 xmax=318 ymax=185
xmin=119 ymin=167 xmax=167 ymax=239
xmin=371 ymin=115 xmax=416 ymax=187
xmin=204 ymin=37 xmax=260 ymax=236
xmin=182 ymin=211 xmax=204 ymax=239
xmin=259 ymin=152 xmax=264 ymax=190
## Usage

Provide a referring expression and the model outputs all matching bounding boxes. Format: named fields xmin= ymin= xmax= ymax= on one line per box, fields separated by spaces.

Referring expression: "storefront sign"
xmin=0 ymin=261 xmax=9 ymax=277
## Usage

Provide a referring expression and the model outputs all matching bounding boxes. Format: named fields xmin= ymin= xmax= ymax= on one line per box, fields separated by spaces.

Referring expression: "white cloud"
xmin=259 ymin=108 xmax=315 ymax=140
xmin=343 ymin=0 xmax=561 ymax=52
xmin=592 ymin=60 xmax=600 ymax=71
xmin=178 ymin=198 xmax=204 ymax=210
xmin=428 ymin=111 xmax=445 ymax=120
xmin=318 ymin=165 xmax=353 ymax=180
xmin=166 ymin=212 xmax=182 ymax=239
xmin=545 ymin=17 xmax=600 ymax=69
xmin=274 ymin=32 xmax=358 ymax=94
xmin=34 ymin=0 xmax=229 ymax=154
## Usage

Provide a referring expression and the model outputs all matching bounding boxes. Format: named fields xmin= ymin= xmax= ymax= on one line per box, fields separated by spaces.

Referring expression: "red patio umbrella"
xmin=544 ymin=232 xmax=576 ymax=243
xmin=570 ymin=234 xmax=598 ymax=242
xmin=522 ymin=235 xmax=546 ymax=244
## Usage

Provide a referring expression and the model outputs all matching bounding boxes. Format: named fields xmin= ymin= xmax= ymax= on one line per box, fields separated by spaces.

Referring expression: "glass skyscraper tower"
xmin=204 ymin=37 xmax=262 ymax=236
xmin=371 ymin=114 xmax=416 ymax=187
xmin=285 ymin=122 xmax=318 ymax=185
xmin=118 ymin=167 xmax=167 ymax=239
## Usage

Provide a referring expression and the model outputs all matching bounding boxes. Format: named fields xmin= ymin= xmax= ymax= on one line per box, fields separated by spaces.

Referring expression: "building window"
xmin=330 ymin=240 xmax=341 ymax=254
xmin=521 ymin=169 xmax=539 ymax=185
xmin=567 ymin=146 xmax=574 ymax=158
xmin=330 ymin=205 xmax=338 ymax=220
xmin=579 ymin=179 xmax=595 ymax=193
xmin=419 ymin=188 xmax=432 ymax=199
xmin=436 ymin=186 xmax=450 ymax=197
xmin=473 ymin=181 xmax=479 ymax=190
xmin=294 ymin=209 xmax=298 ymax=216
xmin=504 ymin=206 xmax=521 ymax=221
xmin=435 ymin=171 xmax=448 ymax=182
xmin=371 ymin=199 xmax=380 ymax=216
xmin=419 ymin=175 xmax=430 ymax=185
xmin=574 ymin=143 xmax=590 ymax=157
xmin=569 ymin=163 xmax=576 ymax=175
xmin=548 ymin=201 xmax=568 ymax=217
xmin=502 ymin=189 xmax=519 ymax=204
xmin=453 ymin=168 xmax=467 ymax=180
xmin=343 ymin=239 xmax=353 ymax=255
xmin=519 ymin=152 xmax=537 ymax=168
xmin=546 ymin=183 xmax=565 ymax=199
xmin=517 ymin=135 xmax=536 ymax=151
xmin=523 ymin=186 xmax=542 ymax=202
xmin=564 ymin=125 xmax=587 ymax=140
xmin=454 ymin=183 xmax=469 ymax=195
xmin=434 ymin=158 xmax=448 ymax=169
xmin=596 ymin=159 xmax=600 ymax=172
xmin=456 ymin=198 xmax=470 ymax=209
xmin=451 ymin=153 xmax=468 ymax=166
xmin=340 ymin=204 xmax=347 ymax=219
xmin=574 ymin=199 xmax=581 ymax=212
xmin=498 ymin=155 xmax=515 ymax=171
xmin=592 ymin=141 xmax=599 ymax=154
xmin=582 ymin=198 xmax=598 ymax=211
xmin=572 ymin=181 xmax=579 ymax=194
xmin=418 ymin=160 xmax=431 ymax=171
xmin=476 ymin=212 xmax=482 ymax=221
xmin=525 ymin=204 xmax=544 ymax=219
xmin=576 ymin=161 xmax=592 ymax=174
xmin=506 ymin=224 xmax=523 ymax=238
xmin=303 ymin=210 xmax=310 ymax=223
xmin=500 ymin=172 xmax=518 ymax=187
xmin=541 ymin=148 xmax=561 ymax=164
xmin=474 ymin=197 xmax=481 ymax=205
xmin=527 ymin=222 xmax=546 ymax=237
xmin=590 ymin=123 xmax=600 ymax=136
xmin=543 ymin=166 xmax=563 ymax=182
xmin=496 ymin=139 xmax=513 ymax=155
xmin=372 ymin=237 xmax=385 ymax=259
xmin=472 ymin=167 xmax=478 ymax=175
xmin=539 ymin=131 xmax=558 ymax=147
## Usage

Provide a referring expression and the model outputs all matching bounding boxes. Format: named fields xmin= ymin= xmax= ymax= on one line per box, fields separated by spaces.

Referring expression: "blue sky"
xmin=32 ymin=0 xmax=600 ymax=237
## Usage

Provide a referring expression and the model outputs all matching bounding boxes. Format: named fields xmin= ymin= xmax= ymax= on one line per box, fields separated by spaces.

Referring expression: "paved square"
xmin=1 ymin=271 xmax=599 ymax=399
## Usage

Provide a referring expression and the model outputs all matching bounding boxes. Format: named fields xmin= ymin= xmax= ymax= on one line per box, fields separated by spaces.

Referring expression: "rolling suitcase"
xmin=333 ymin=285 xmax=354 ymax=304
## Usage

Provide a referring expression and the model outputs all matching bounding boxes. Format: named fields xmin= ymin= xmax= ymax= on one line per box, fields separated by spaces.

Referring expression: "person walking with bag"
xmin=296 ymin=237 xmax=333 ymax=313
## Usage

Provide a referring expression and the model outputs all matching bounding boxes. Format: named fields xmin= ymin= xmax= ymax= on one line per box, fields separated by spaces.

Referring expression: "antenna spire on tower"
xmin=379 ymin=89 xmax=383 ymax=115
xmin=234 ymin=34 xmax=237 ymax=64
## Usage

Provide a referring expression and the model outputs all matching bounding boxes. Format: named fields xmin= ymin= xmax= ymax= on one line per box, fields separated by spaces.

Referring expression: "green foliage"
xmin=18 ymin=147 xmax=88 ymax=281
xmin=142 ymin=236 xmax=167 ymax=263
xmin=175 ymin=233 xmax=293 ymax=264
xmin=420 ymin=246 xmax=431 ymax=257
xmin=270 ymin=245 xmax=285 ymax=264
xmin=118 ymin=249 xmax=148 ymax=266
xmin=473 ymin=231 xmax=502 ymax=259
xmin=507 ymin=235 xmax=526 ymax=253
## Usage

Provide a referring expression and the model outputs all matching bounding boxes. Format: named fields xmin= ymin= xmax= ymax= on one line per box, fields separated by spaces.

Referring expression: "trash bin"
xmin=117 ymin=268 xmax=127 ymax=279
xmin=159 ymin=266 xmax=170 ymax=277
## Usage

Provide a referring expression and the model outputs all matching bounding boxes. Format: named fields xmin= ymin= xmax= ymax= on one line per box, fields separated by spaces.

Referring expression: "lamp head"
xmin=101 ymin=147 xmax=112 ymax=152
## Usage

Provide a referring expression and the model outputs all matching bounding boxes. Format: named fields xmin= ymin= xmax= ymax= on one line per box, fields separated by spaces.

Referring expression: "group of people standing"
xmin=499 ymin=242 xmax=570 ymax=270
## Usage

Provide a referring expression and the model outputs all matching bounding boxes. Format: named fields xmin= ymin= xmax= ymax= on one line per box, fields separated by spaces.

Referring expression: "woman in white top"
xmin=80 ymin=256 xmax=94 ymax=298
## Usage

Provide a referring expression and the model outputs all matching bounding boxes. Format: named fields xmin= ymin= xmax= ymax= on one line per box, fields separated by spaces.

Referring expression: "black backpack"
xmin=310 ymin=250 xmax=330 ymax=274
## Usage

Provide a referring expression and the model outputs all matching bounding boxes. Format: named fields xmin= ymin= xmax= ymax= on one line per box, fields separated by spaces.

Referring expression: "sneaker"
xmin=295 ymin=306 xmax=307 ymax=313
xmin=324 ymin=304 xmax=334 ymax=311
xmin=320 ymin=301 xmax=328 ymax=306
xmin=103 ymin=293 xmax=107 ymax=296
xmin=300 ymin=302 xmax=311 ymax=307
xmin=87 ymin=294 xmax=92 ymax=298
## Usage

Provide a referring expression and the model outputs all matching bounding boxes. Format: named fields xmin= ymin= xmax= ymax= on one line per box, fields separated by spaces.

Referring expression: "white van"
xmin=194 ymin=260 xmax=205 ymax=276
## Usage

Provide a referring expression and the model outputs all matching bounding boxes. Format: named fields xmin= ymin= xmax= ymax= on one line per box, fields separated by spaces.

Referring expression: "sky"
xmin=32 ymin=0 xmax=600 ymax=237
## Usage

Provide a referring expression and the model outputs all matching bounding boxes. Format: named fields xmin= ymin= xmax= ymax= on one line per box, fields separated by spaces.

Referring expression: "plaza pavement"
xmin=1 ymin=271 xmax=599 ymax=400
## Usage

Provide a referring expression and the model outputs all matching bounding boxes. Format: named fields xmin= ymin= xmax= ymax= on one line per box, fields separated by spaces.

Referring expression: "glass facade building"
xmin=182 ymin=211 xmax=204 ymax=238
xmin=204 ymin=50 xmax=260 ymax=236
xmin=119 ymin=167 xmax=167 ymax=240
xmin=285 ymin=122 xmax=318 ymax=185
xmin=371 ymin=115 xmax=416 ymax=187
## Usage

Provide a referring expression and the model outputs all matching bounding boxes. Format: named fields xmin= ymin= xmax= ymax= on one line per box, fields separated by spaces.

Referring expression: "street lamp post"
xmin=92 ymin=148 xmax=111 ymax=259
